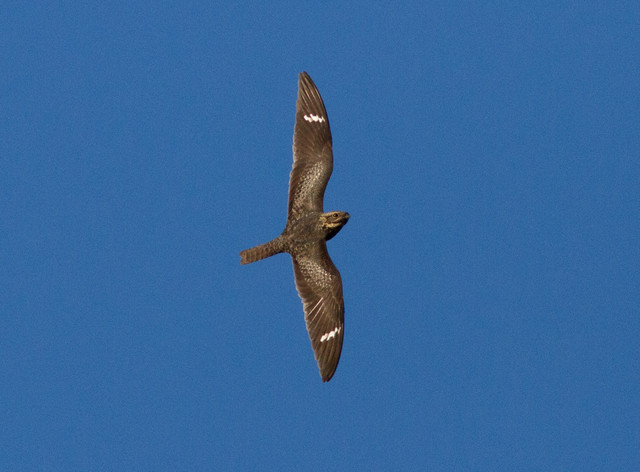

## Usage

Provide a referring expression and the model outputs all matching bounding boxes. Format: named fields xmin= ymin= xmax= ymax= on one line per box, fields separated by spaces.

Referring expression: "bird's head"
xmin=321 ymin=211 xmax=350 ymax=240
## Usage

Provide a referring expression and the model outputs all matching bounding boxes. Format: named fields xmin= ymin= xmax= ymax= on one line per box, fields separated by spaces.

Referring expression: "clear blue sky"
xmin=2 ymin=3 xmax=639 ymax=470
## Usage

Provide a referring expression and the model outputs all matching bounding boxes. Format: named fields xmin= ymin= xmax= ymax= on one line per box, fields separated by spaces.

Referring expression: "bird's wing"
xmin=288 ymin=72 xmax=333 ymax=220
xmin=292 ymin=242 xmax=344 ymax=382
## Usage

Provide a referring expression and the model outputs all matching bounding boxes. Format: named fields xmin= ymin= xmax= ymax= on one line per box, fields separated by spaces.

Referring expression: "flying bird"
xmin=240 ymin=72 xmax=350 ymax=382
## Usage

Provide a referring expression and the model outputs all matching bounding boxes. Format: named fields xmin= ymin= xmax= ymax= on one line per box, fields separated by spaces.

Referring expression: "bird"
xmin=240 ymin=72 xmax=350 ymax=382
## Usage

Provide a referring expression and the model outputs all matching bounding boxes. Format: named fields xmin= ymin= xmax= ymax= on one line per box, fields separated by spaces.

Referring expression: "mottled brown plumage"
xmin=240 ymin=72 xmax=349 ymax=382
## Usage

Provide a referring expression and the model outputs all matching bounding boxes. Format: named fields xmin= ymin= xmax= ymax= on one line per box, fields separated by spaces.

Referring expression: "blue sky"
xmin=2 ymin=2 xmax=639 ymax=470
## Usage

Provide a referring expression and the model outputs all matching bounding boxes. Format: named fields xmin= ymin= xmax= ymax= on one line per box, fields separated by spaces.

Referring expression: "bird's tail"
xmin=240 ymin=237 xmax=285 ymax=265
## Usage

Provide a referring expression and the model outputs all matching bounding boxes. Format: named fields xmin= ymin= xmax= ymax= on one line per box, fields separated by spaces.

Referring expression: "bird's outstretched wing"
xmin=288 ymin=72 xmax=333 ymax=221
xmin=292 ymin=242 xmax=344 ymax=382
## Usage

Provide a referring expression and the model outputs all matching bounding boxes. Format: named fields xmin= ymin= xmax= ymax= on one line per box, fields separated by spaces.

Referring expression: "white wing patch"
xmin=304 ymin=114 xmax=325 ymax=123
xmin=320 ymin=326 xmax=341 ymax=342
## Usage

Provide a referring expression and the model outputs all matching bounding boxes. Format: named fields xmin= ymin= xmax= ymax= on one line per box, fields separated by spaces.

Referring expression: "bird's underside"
xmin=240 ymin=72 xmax=349 ymax=382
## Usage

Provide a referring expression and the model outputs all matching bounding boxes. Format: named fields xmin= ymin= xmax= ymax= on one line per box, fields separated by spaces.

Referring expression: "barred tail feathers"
xmin=240 ymin=237 xmax=284 ymax=265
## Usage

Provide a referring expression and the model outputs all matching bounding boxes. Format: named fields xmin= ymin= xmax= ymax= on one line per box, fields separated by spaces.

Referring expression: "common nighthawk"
xmin=240 ymin=72 xmax=349 ymax=382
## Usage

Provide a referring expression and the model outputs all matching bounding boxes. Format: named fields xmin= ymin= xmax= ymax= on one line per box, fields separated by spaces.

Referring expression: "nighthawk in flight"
xmin=240 ymin=72 xmax=349 ymax=382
